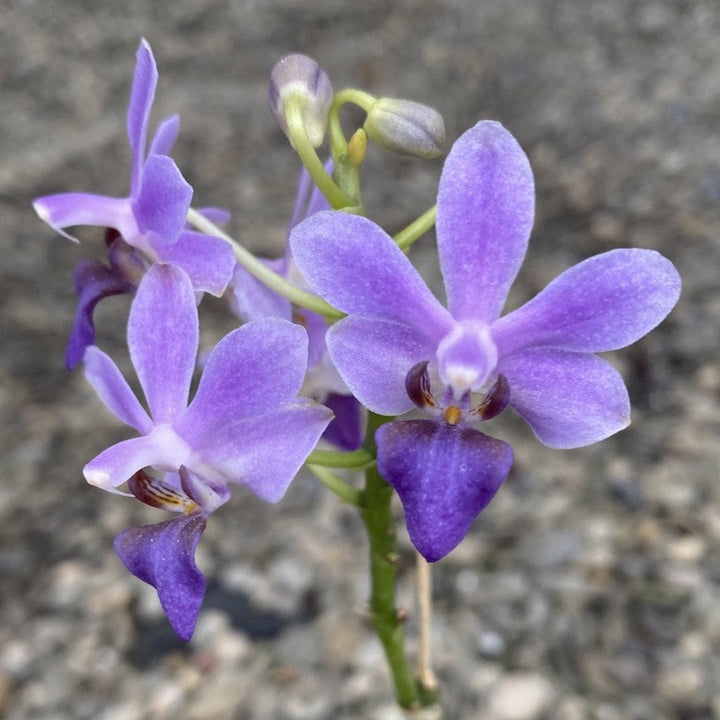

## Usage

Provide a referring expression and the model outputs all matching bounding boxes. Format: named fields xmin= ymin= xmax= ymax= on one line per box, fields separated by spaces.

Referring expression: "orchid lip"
xmin=405 ymin=359 xmax=510 ymax=424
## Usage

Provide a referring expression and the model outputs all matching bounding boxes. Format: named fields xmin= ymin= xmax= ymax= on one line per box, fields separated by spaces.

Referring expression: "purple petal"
xmin=84 ymin=435 xmax=168 ymax=493
xmin=194 ymin=403 xmax=332 ymax=503
xmin=290 ymin=211 xmax=453 ymax=338
xmin=500 ymin=349 xmax=631 ymax=448
xmin=179 ymin=466 xmax=230 ymax=515
xmin=229 ymin=262 xmax=292 ymax=322
xmin=127 ymin=39 xmax=158 ymax=195
xmin=159 ymin=231 xmax=236 ymax=296
xmin=179 ymin=319 xmax=310 ymax=440
xmin=149 ymin=114 xmax=180 ymax=156
xmin=128 ymin=265 xmax=198 ymax=423
xmin=493 ymin=249 xmax=682 ymax=356
xmin=321 ymin=393 xmax=364 ymax=450
xmin=33 ymin=193 xmax=135 ymax=242
xmin=288 ymin=161 xmax=333 ymax=232
xmin=66 ymin=260 xmax=135 ymax=369
xmin=84 ymin=346 xmax=153 ymax=434
xmin=114 ymin=514 xmax=206 ymax=641
xmin=193 ymin=207 xmax=232 ymax=226
xmin=327 ymin=317 xmax=435 ymax=416
xmin=436 ymin=121 xmax=535 ymax=323
xmin=132 ymin=155 xmax=192 ymax=246
xmin=377 ymin=419 xmax=513 ymax=562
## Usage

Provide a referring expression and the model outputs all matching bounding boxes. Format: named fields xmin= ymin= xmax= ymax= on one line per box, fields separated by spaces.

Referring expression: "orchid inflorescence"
xmin=34 ymin=39 xmax=680 ymax=710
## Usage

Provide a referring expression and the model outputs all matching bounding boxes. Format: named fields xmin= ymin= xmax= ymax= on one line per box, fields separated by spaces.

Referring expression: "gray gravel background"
xmin=1 ymin=1 xmax=719 ymax=719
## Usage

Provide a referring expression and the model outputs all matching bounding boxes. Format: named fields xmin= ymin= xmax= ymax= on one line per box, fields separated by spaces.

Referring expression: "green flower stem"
xmin=307 ymin=447 xmax=375 ymax=469
xmin=285 ymin=95 xmax=353 ymax=210
xmin=307 ymin=465 xmax=364 ymax=507
xmin=186 ymin=208 xmax=344 ymax=321
xmin=328 ymin=88 xmax=376 ymax=157
xmin=361 ymin=413 xmax=420 ymax=710
xmin=394 ymin=205 xmax=437 ymax=250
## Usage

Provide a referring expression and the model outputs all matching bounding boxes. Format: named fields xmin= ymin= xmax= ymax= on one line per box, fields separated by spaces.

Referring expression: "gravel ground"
xmin=1 ymin=1 xmax=719 ymax=719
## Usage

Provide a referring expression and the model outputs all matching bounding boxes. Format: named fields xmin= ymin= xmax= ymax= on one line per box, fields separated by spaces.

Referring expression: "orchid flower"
xmin=290 ymin=120 xmax=681 ymax=562
xmin=33 ymin=39 xmax=235 ymax=367
xmin=231 ymin=163 xmax=364 ymax=450
xmin=83 ymin=263 xmax=332 ymax=638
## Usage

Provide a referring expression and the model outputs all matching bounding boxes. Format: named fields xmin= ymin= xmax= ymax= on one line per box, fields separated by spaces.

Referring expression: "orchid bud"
xmin=363 ymin=98 xmax=445 ymax=159
xmin=269 ymin=54 xmax=333 ymax=148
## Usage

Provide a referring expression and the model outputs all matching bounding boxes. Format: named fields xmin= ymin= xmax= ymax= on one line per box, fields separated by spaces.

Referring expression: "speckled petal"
xmin=159 ymin=231 xmax=236 ymax=296
xmin=326 ymin=317 xmax=436 ymax=416
xmin=291 ymin=211 xmax=453 ymax=338
xmin=114 ymin=513 xmax=206 ymax=641
xmin=377 ymin=419 xmax=513 ymax=562
xmin=132 ymin=154 xmax=192 ymax=245
xmin=127 ymin=39 xmax=158 ymax=195
xmin=492 ymin=249 xmax=682 ymax=355
xmin=128 ymin=265 xmax=198 ymax=424
xmin=84 ymin=346 xmax=153 ymax=434
xmin=66 ymin=260 xmax=135 ymax=369
xmin=180 ymin=319 xmax=310 ymax=439
xmin=500 ymin=348 xmax=631 ymax=448
xmin=436 ymin=121 xmax=535 ymax=323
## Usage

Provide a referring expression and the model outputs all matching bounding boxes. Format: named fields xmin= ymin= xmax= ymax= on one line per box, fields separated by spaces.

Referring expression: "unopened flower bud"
xmin=269 ymin=54 xmax=333 ymax=148
xmin=363 ymin=98 xmax=445 ymax=159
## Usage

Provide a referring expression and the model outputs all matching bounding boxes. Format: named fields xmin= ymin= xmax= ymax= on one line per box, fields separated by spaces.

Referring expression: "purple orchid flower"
xmin=32 ymin=39 xmax=235 ymax=368
xmin=290 ymin=120 xmax=681 ymax=562
xmin=83 ymin=263 xmax=332 ymax=639
xmin=231 ymin=163 xmax=364 ymax=450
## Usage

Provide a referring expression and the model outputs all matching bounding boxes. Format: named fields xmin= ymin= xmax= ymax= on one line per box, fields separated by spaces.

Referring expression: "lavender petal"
xmin=33 ymin=193 xmax=135 ymax=242
xmin=290 ymin=211 xmax=453 ymax=338
xmin=128 ymin=265 xmax=198 ymax=424
xmin=327 ymin=317 xmax=436 ymax=416
xmin=500 ymin=348 xmax=631 ymax=448
xmin=436 ymin=121 xmax=535 ymax=323
xmin=132 ymin=154 xmax=192 ymax=246
xmin=180 ymin=318 xmax=310 ymax=439
xmin=83 ymin=346 xmax=153 ymax=434
xmin=127 ymin=39 xmax=158 ymax=195
xmin=160 ymin=231 xmax=236 ymax=296
xmin=493 ymin=249 xmax=682 ymax=356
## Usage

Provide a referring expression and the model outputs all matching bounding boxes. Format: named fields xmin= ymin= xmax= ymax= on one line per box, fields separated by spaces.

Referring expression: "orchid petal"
xmin=229 ymin=262 xmax=292 ymax=322
xmin=83 ymin=435 xmax=171 ymax=493
xmin=196 ymin=403 xmax=332 ymax=503
xmin=128 ymin=265 xmax=198 ymax=423
xmin=327 ymin=317 xmax=436 ymax=416
xmin=83 ymin=346 xmax=153 ymax=434
xmin=493 ymin=249 xmax=682 ymax=355
xmin=321 ymin=393 xmax=364 ymax=451
xmin=288 ymin=161 xmax=332 ymax=232
xmin=377 ymin=419 xmax=513 ymax=562
xmin=160 ymin=231 xmax=236 ymax=296
xmin=149 ymin=114 xmax=180 ymax=156
xmin=436 ymin=121 xmax=535 ymax=322
xmin=132 ymin=155 xmax=192 ymax=245
xmin=66 ymin=260 xmax=135 ymax=369
xmin=291 ymin=211 xmax=453 ymax=338
xmin=127 ymin=39 xmax=158 ymax=195
xmin=500 ymin=349 xmax=631 ymax=448
xmin=114 ymin=514 xmax=206 ymax=641
xmin=193 ymin=207 xmax=232 ymax=226
xmin=33 ymin=193 xmax=135 ymax=242
xmin=180 ymin=319 xmax=310 ymax=439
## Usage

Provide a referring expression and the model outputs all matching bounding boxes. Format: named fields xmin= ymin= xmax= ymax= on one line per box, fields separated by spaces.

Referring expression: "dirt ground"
xmin=1 ymin=1 xmax=719 ymax=719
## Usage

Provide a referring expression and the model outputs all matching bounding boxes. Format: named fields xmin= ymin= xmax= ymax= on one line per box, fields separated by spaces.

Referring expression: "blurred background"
xmin=1 ymin=1 xmax=718 ymax=718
